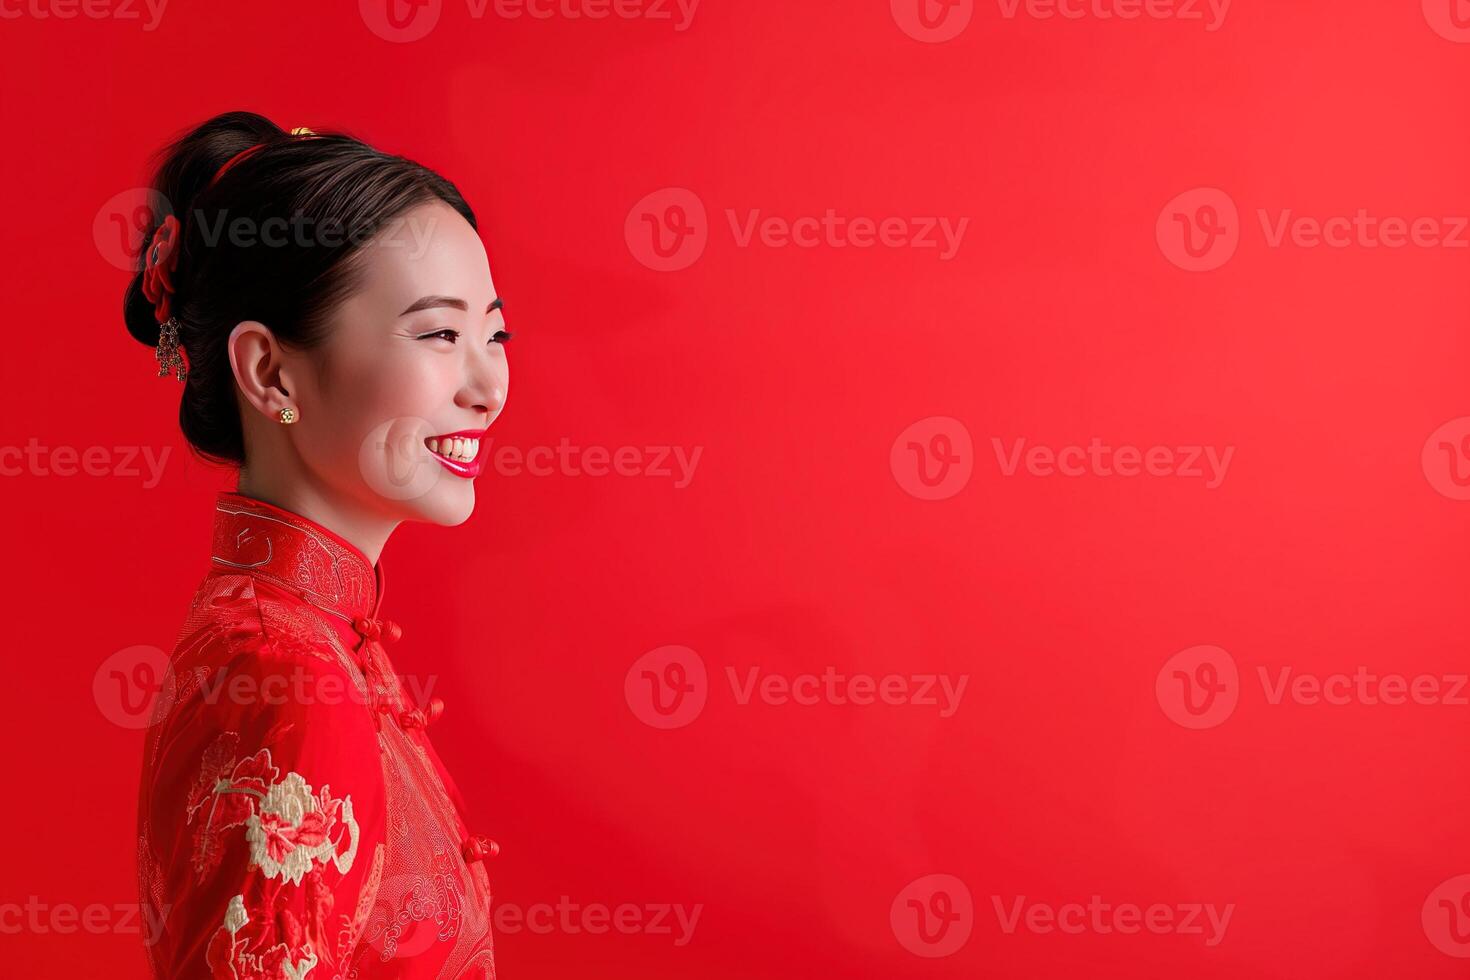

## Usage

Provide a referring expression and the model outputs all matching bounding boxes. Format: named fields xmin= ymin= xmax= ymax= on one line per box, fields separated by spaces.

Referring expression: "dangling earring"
xmin=155 ymin=316 xmax=186 ymax=382
xmin=279 ymin=408 xmax=298 ymax=425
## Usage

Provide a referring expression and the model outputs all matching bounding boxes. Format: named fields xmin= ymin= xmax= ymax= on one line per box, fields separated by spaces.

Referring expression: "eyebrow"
xmin=400 ymin=296 xmax=504 ymax=316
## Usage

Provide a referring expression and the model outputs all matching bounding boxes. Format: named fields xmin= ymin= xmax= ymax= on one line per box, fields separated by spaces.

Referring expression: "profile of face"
xmin=234 ymin=199 xmax=509 ymax=528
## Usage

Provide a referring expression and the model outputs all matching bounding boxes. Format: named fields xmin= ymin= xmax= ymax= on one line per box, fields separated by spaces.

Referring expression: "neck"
xmin=235 ymin=469 xmax=398 ymax=567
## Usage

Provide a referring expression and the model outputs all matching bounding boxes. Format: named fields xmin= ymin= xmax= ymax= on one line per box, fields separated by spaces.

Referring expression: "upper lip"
xmin=430 ymin=427 xmax=490 ymax=440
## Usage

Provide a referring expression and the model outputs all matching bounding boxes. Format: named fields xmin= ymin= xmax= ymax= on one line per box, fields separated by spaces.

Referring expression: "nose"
xmin=455 ymin=342 xmax=508 ymax=418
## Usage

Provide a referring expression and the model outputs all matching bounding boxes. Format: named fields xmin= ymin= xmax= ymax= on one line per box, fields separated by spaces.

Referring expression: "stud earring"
xmin=279 ymin=407 xmax=298 ymax=425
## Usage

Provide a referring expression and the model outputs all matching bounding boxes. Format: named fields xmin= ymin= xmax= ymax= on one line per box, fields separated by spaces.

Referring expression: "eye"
xmin=419 ymin=328 xmax=460 ymax=343
xmin=492 ymin=330 xmax=514 ymax=345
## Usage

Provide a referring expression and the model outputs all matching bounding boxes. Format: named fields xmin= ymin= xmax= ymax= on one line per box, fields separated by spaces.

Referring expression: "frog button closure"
xmin=352 ymin=617 xmax=402 ymax=644
xmin=462 ymin=835 xmax=500 ymax=864
xmin=399 ymin=696 xmax=446 ymax=730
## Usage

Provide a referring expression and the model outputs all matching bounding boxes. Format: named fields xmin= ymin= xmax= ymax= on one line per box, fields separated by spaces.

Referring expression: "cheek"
xmin=322 ymin=347 xmax=455 ymax=425
xmin=305 ymin=347 xmax=458 ymax=486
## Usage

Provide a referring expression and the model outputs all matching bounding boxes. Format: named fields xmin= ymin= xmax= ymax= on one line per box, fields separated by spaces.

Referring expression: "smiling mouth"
xmin=425 ymin=435 xmax=481 ymax=464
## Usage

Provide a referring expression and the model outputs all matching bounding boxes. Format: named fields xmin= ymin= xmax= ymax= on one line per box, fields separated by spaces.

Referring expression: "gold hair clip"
xmin=289 ymin=126 xmax=314 ymax=136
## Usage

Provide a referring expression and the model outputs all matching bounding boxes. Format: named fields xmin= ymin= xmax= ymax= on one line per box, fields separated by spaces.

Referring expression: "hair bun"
xmin=121 ymin=111 xmax=288 ymax=350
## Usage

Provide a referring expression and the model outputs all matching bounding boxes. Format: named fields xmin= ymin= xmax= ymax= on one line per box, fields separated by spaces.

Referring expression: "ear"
xmin=228 ymin=321 xmax=300 ymax=419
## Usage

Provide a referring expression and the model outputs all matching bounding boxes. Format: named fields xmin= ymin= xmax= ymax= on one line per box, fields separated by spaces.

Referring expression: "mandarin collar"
xmin=209 ymin=490 xmax=384 ymax=625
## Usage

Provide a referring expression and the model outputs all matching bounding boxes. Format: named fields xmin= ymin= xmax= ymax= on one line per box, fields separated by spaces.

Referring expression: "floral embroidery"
xmin=246 ymin=774 xmax=359 ymax=885
xmin=188 ymin=737 xmax=361 ymax=979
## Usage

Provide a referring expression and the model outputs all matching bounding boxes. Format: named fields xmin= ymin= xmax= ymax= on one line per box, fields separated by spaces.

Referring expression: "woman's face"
xmin=293 ymin=199 xmax=509 ymax=527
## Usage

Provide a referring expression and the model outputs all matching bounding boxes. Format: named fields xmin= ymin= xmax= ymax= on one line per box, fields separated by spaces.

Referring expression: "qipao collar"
xmin=209 ymin=490 xmax=384 ymax=625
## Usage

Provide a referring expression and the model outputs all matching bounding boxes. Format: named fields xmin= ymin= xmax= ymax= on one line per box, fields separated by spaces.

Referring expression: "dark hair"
xmin=123 ymin=111 xmax=477 ymax=467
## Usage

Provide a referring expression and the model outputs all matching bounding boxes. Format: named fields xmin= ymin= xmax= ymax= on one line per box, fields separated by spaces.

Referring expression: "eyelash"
xmin=420 ymin=329 xmax=514 ymax=345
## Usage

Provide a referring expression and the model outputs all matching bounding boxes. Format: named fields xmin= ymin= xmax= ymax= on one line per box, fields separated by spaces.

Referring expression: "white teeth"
xmin=427 ymin=436 xmax=479 ymax=462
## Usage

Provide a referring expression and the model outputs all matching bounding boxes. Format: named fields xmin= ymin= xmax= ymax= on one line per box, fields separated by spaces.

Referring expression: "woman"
xmin=129 ymin=111 xmax=509 ymax=979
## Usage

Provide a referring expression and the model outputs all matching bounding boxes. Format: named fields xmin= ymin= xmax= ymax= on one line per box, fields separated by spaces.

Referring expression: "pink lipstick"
xmin=425 ymin=427 xmax=488 ymax=479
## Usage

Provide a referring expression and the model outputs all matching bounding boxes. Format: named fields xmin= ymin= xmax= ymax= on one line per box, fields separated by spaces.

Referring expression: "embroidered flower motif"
xmin=206 ymin=928 xmax=320 ymax=980
xmin=193 ymin=742 xmax=361 ymax=980
xmin=224 ymin=895 xmax=249 ymax=935
xmin=141 ymin=214 xmax=181 ymax=323
xmin=244 ymin=773 xmax=359 ymax=886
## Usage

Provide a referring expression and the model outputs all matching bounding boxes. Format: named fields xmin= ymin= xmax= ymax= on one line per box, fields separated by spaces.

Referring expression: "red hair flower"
xmin=141 ymin=214 xmax=181 ymax=323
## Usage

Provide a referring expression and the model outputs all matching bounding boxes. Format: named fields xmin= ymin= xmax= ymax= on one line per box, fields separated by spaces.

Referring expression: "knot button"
xmin=352 ymin=618 xmax=402 ymax=643
xmin=462 ymin=835 xmax=500 ymax=864
xmin=399 ymin=697 xmax=445 ymax=730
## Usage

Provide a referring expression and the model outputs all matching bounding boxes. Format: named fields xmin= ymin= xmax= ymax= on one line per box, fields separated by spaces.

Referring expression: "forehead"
xmin=353 ymin=199 xmax=495 ymax=305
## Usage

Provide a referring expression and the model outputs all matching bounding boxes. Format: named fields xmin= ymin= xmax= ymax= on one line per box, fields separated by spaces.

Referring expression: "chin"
xmin=410 ymin=481 xmax=476 ymax=526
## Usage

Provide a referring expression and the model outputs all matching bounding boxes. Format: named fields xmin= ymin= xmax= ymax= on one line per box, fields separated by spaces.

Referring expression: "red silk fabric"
xmin=136 ymin=491 xmax=497 ymax=978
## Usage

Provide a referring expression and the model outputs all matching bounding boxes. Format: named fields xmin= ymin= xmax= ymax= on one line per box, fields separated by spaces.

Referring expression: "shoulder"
xmin=151 ymin=572 xmax=379 ymax=766
xmin=168 ymin=572 xmax=365 ymax=699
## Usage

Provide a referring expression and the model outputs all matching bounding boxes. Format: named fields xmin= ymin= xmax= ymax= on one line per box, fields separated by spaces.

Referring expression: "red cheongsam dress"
xmin=137 ymin=490 xmax=499 ymax=979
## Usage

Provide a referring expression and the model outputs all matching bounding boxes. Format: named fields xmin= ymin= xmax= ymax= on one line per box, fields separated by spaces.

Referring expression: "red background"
xmin=5 ymin=0 xmax=1470 ymax=976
